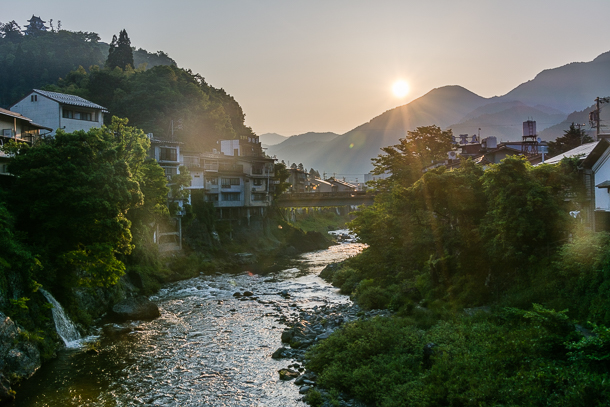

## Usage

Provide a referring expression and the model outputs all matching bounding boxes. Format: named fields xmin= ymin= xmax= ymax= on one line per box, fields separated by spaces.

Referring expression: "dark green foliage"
xmin=548 ymin=123 xmax=594 ymax=157
xmin=5 ymin=118 xmax=156 ymax=290
xmin=0 ymin=23 xmax=175 ymax=109
xmin=106 ymin=29 xmax=134 ymax=70
xmin=307 ymin=308 xmax=610 ymax=407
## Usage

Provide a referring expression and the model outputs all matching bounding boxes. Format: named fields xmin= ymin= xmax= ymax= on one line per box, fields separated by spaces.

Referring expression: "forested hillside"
xmin=0 ymin=19 xmax=252 ymax=152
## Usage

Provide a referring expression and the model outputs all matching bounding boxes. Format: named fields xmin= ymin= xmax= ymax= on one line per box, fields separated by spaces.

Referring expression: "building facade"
xmin=11 ymin=89 xmax=107 ymax=136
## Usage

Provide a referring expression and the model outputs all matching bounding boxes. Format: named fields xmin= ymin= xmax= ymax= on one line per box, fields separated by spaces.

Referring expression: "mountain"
xmin=269 ymin=51 xmax=610 ymax=176
xmin=537 ymin=105 xmax=595 ymax=142
xmin=300 ymin=86 xmax=489 ymax=175
xmin=497 ymin=51 xmax=610 ymax=113
xmin=266 ymin=132 xmax=339 ymax=168
xmin=259 ymin=132 xmax=288 ymax=147
xmin=448 ymin=103 xmax=565 ymax=142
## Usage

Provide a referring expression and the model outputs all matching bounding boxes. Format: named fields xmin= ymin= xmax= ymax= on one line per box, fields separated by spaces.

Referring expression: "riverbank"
xmin=5 ymin=231 xmax=363 ymax=406
xmin=0 ymin=214 xmax=339 ymax=404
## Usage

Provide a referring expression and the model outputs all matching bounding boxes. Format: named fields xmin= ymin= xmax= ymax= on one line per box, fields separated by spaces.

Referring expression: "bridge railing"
xmin=278 ymin=191 xmax=370 ymax=200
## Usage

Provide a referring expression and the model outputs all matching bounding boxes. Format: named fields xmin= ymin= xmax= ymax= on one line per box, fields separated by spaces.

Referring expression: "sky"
xmin=4 ymin=0 xmax=610 ymax=137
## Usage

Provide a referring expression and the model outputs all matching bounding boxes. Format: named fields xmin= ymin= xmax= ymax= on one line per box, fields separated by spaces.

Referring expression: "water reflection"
xmin=11 ymin=239 xmax=365 ymax=407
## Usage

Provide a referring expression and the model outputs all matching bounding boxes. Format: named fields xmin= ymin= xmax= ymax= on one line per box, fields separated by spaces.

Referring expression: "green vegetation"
xmin=288 ymin=209 xmax=352 ymax=234
xmin=0 ymin=21 xmax=175 ymax=108
xmin=307 ymin=126 xmax=610 ymax=406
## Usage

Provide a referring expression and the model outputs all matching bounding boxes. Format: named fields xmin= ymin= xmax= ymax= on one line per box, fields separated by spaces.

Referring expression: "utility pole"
xmin=591 ymin=97 xmax=610 ymax=140
xmin=574 ymin=122 xmax=587 ymax=145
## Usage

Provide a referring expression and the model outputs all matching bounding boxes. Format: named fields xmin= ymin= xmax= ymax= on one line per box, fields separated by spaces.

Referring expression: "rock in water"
xmin=0 ymin=313 xmax=41 ymax=401
xmin=278 ymin=368 xmax=300 ymax=380
xmin=110 ymin=297 xmax=160 ymax=322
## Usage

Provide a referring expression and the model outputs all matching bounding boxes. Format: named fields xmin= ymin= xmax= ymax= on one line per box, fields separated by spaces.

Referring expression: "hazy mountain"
xmin=449 ymin=104 xmax=566 ymax=142
xmin=537 ymin=105 xmax=595 ymax=142
xmin=301 ymin=86 xmax=489 ymax=175
xmin=266 ymin=132 xmax=339 ymax=168
xmin=268 ymin=50 xmax=610 ymax=176
xmin=259 ymin=132 xmax=288 ymax=147
xmin=497 ymin=51 xmax=610 ymax=113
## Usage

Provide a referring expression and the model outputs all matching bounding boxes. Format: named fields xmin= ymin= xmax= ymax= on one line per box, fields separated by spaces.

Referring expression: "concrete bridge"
xmin=276 ymin=191 xmax=375 ymax=208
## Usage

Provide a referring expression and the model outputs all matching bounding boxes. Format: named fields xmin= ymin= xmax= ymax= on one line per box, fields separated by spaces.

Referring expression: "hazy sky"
xmin=4 ymin=0 xmax=610 ymax=136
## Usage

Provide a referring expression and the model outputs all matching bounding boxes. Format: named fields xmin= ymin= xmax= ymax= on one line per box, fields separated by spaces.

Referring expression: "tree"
xmin=371 ymin=125 xmax=453 ymax=191
xmin=272 ymin=162 xmax=291 ymax=199
xmin=547 ymin=123 xmax=594 ymax=157
xmin=5 ymin=117 xmax=150 ymax=288
xmin=0 ymin=21 xmax=23 ymax=41
xmin=106 ymin=29 xmax=134 ymax=70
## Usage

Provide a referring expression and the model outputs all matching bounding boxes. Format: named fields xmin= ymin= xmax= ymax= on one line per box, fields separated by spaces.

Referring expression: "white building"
xmin=10 ymin=89 xmax=107 ymax=136
xmin=0 ymin=108 xmax=51 ymax=175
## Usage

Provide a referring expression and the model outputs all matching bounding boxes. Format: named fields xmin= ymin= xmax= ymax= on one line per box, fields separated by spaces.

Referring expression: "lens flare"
xmin=349 ymin=143 xmax=354 ymax=149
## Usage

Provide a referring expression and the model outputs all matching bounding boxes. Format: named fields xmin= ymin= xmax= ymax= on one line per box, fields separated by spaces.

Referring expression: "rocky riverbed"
xmin=9 ymin=235 xmax=367 ymax=407
xmin=271 ymin=299 xmax=391 ymax=407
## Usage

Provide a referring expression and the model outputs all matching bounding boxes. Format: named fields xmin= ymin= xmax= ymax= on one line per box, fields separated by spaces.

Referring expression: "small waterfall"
xmin=40 ymin=288 xmax=82 ymax=348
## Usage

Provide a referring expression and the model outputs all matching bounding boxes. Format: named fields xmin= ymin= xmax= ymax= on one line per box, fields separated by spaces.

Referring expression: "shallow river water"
xmin=11 ymin=235 xmax=365 ymax=407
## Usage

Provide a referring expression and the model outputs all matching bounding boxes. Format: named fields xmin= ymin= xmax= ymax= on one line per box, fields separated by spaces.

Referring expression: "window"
xmin=221 ymin=178 xmax=240 ymax=187
xmin=222 ymin=192 xmax=241 ymax=201
xmin=62 ymin=110 xmax=73 ymax=119
xmin=252 ymin=193 xmax=266 ymax=201
xmin=206 ymin=193 xmax=219 ymax=202
xmin=77 ymin=112 xmax=92 ymax=121
xmin=252 ymin=166 xmax=263 ymax=175
xmin=208 ymin=178 xmax=218 ymax=185
xmin=160 ymin=148 xmax=177 ymax=161
xmin=253 ymin=179 xmax=264 ymax=186
xmin=164 ymin=167 xmax=177 ymax=178
xmin=30 ymin=95 xmax=37 ymax=102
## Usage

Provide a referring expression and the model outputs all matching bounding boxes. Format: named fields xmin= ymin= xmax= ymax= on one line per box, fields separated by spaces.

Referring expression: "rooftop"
xmin=29 ymin=89 xmax=108 ymax=113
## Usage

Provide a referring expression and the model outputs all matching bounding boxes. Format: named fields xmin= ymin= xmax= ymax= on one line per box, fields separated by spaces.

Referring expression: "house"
xmin=327 ymin=178 xmax=358 ymax=192
xmin=0 ymin=108 xmax=51 ymax=176
xmin=543 ymin=139 xmax=610 ymax=231
xmin=10 ymin=90 xmax=107 ymax=136
xmin=309 ymin=178 xmax=334 ymax=193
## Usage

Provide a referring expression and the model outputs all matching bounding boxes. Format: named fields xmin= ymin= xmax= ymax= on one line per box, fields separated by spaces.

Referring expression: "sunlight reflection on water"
xmin=11 ymin=239 xmax=366 ymax=407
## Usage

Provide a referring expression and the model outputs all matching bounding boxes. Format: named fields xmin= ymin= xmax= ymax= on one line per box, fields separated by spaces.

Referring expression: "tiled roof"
xmin=543 ymin=142 xmax=599 ymax=165
xmin=0 ymin=107 xmax=52 ymax=131
xmin=0 ymin=107 xmax=27 ymax=120
xmin=33 ymin=89 xmax=108 ymax=112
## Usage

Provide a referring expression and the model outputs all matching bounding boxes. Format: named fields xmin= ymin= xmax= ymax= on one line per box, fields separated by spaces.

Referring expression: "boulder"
xmin=278 ymin=368 xmax=300 ymax=380
xmin=0 ymin=374 xmax=14 ymax=403
xmin=271 ymin=347 xmax=288 ymax=359
xmin=0 ymin=313 xmax=41 ymax=401
xmin=109 ymin=296 xmax=160 ymax=322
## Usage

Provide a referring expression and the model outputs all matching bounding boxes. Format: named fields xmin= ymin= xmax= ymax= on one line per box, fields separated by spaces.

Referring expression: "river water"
xmin=11 ymin=234 xmax=365 ymax=407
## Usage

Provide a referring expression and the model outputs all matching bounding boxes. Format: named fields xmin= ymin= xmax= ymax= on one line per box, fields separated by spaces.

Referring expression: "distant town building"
xmin=0 ymin=108 xmax=51 ymax=176
xmin=11 ymin=90 xmax=107 ymax=136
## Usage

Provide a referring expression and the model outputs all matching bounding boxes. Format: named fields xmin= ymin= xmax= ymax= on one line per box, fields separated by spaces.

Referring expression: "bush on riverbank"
xmin=306 ymin=307 xmax=610 ymax=407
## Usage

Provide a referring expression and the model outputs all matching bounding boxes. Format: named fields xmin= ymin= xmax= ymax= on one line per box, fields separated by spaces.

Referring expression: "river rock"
xmin=271 ymin=347 xmax=289 ymax=359
xmin=0 ymin=313 xmax=41 ymax=401
xmin=299 ymin=385 xmax=312 ymax=394
xmin=0 ymin=374 xmax=13 ymax=403
xmin=109 ymin=296 xmax=160 ymax=322
xmin=278 ymin=368 xmax=299 ymax=380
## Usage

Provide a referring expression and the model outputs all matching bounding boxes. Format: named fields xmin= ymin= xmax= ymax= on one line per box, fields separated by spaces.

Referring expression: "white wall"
xmin=11 ymin=95 xmax=60 ymax=134
xmin=593 ymin=146 xmax=610 ymax=211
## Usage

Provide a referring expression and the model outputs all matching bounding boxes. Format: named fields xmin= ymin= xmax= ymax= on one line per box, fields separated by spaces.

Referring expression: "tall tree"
xmin=547 ymin=123 xmax=594 ymax=157
xmin=106 ymin=29 xmax=134 ymax=70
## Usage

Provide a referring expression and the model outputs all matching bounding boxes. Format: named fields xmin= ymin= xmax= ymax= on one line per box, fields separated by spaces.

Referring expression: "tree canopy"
xmin=5 ymin=117 xmax=167 ymax=289
xmin=548 ymin=123 xmax=594 ymax=157
xmin=106 ymin=29 xmax=134 ymax=70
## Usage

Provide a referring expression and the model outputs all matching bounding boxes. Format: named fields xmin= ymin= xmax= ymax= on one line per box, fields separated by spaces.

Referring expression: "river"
xmin=10 ymin=233 xmax=365 ymax=407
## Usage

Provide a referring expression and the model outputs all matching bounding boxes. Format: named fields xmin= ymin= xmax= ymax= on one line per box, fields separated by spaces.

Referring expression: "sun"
xmin=392 ymin=80 xmax=409 ymax=98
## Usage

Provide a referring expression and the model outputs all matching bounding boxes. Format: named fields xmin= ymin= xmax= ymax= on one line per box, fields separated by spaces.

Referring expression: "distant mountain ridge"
xmin=267 ymin=50 xmax=610 ymax=175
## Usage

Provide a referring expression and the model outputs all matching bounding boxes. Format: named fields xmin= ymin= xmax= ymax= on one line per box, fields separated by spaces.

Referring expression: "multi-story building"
xmin=181 ymin=136 xmax=277 ymax=222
